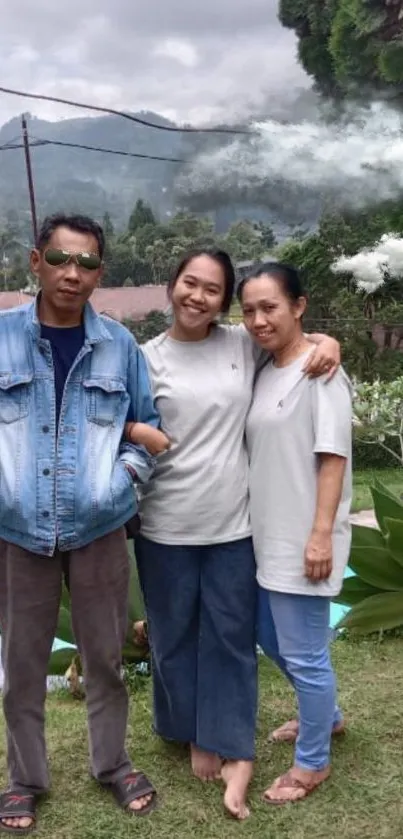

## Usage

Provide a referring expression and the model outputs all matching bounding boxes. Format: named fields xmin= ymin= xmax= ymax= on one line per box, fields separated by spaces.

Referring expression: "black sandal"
xmin=0 ymin=792 xmax=36 ymax=834
xmin=107 ymin=771 xmax=157 ymax=816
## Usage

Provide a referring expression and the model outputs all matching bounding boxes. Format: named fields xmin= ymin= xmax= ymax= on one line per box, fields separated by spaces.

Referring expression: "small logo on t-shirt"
xmin=231 ymin=363 xmax=238 ymax=370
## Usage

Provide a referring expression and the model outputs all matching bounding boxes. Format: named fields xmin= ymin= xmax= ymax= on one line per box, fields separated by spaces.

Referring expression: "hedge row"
xmin=353 ymin=440 xmax=398 ymax=470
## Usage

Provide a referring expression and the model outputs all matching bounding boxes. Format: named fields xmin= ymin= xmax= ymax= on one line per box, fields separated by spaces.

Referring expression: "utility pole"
xmin=21 ymin=114 xmax=38 ymax=246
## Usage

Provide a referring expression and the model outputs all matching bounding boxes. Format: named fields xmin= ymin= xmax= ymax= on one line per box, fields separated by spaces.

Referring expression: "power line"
xmin=0 ymin=137 xmax=184 ymax=163
xmin=0 ymin=86 xmax=252 ymax=135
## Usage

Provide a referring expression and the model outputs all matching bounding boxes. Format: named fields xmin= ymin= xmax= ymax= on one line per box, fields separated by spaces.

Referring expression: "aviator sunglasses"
xmin=43 ymin=248 xmax=102 ymax=270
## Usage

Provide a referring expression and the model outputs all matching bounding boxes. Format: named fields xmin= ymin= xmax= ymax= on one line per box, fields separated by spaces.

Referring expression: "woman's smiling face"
xmin=170 ymin=254 xmax=226 ymax=337
xmin=241 ymin=274 xmax=306 ymax=352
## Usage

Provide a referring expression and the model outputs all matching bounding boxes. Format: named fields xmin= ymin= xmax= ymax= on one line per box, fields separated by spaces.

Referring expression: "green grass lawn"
xmin=2 ymin=636 xmax=403 ymax=838
xmin=352 ymin=468 xmax=402 ymax=512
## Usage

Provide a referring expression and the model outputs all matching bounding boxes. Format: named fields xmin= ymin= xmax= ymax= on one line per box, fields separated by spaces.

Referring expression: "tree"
xmin=354 ymin=377 xmax=403 ymax=464
xmin=145 ymin=237 xmax=192 ymax=283
xmin=276 ymin=202 xmax=403 ymax=381
xmin=102 ymin=211 xmax=115 ymax=241
xmin=279 ymin=0 xmax=403 ymax=95
xmin=132 ymin=222 xmax=175 ymax=260
xmin=167 ymin=212 xmax=215 ymax=243
xmin=124 ymin=311 xmax=168 ymax=344
xmin=255 ymin=222 xmax=277 ymax=251
xmin=128 ymin=200 xmax=156 ymax=235
xmin=223 ymin=221 xmax=266 ymax=262
xmin=0 ymin=227 xmax=26 ymax=290
xmin=102 ymin=240 xmax=153 ymax=287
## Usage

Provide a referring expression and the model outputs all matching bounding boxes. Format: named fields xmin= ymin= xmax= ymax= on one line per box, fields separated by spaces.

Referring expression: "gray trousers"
xmin=0 ymin=527 xmax=132 ymax=793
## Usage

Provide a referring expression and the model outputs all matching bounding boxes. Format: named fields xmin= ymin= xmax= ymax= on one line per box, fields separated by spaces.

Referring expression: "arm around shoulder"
xmin=119 ymin=341 xmax=161 ymax=483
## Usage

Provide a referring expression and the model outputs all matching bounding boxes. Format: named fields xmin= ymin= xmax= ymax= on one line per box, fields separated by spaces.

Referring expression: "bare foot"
xmin=221 ymin=760 xmax=253 ymax=820
xmin=190 ymin=745 xmax=222 ymax=781
xmin=1 ymin=816 xmax=34 ymax=831
xmin=263 ymin=765 xmax=331 ymax=805
xmin=128 ymin=795 xmax=154 ymax=813
xmin=270 ymin=718 xmax=345 ymax=743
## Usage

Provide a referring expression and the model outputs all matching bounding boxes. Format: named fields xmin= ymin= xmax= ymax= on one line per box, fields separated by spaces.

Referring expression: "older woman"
xmin=239 ymin=261 xmax=352 ymax=806
xmin=127 ymin=249 xmax=340 ymax=819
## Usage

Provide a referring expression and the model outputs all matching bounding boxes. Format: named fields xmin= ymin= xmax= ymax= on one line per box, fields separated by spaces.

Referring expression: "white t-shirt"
xmin=246 ymin=351 xmax=352 ymax=597
xmin=138 ymin=324 xmax=257 ymax=545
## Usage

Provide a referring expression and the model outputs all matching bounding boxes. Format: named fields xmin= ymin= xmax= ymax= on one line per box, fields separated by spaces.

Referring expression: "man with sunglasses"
xmin=0 ymin=213 xmax=160 ymax=833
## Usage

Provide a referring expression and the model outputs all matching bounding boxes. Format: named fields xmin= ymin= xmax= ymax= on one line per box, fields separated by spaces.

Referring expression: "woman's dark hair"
xmin=168 ymin=248 xmax=235 ymax=314
xmin=237 ymin=261 xmax=305 ymax=304
xmin=37 ymin=212 xmax=105 ymax=259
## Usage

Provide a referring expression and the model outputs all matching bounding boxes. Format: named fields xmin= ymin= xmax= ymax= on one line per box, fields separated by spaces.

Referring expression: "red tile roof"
xmin=0 ymin=291 xmax=34 ymax=309
xmin=0 ymin=287 xmax=169 ymax=321
xmin=90 ymin=286 xmax=169 ymax=321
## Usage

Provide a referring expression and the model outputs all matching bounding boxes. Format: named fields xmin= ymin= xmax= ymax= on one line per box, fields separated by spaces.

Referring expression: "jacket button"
xmin=42 ymin=425 xmax=49 ymax=433
xmin=43 ymin=469 xmax=50 ymax=476
xmin=42 ymin=510 xmax=50 ymax=518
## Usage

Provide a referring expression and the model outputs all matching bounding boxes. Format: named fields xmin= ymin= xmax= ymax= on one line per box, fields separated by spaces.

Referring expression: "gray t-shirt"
xmin=138 ymin=325 xmax=257 ymax=545
xmin=246 ymin=351 xmax=352 ymax=597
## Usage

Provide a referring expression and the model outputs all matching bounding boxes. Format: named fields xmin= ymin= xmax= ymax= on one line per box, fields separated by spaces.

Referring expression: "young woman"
xmin=239 ymin=262 xmax=352 ymax=806
xmin=129 ymin=249 xmax=340 ymax=819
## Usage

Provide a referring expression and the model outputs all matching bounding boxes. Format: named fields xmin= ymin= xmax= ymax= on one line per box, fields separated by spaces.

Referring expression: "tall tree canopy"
xmin=279 ymin=0 xmax=403 ymax=95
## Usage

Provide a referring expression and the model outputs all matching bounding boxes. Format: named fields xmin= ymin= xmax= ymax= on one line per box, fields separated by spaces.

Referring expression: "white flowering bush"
xmin=353 ymin=377 xmax=403 ymax=466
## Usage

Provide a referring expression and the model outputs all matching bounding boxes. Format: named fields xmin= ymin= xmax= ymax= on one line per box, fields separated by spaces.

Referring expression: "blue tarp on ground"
xmin=330 ymin=566 xmax=354 ymax=629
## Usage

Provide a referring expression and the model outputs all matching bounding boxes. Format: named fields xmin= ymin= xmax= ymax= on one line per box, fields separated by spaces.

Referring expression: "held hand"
xmin=125 ymin=422 xmax=171 ymax=455
xmin=303 ymin=337 xmax=340 ymax=380
xmin=304 ymin=530 xmax=333 ymax=582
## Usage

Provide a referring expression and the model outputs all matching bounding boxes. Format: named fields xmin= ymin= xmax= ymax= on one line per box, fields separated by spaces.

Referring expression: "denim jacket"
xmin=0 ymin=298 xmax=159 ymax=556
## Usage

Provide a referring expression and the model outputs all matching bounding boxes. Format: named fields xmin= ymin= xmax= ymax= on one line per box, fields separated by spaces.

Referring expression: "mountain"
xmin=0 ymin=93 xmax=323 ymax=237
xmin=0 ymin=111 xmax=185 ymax=227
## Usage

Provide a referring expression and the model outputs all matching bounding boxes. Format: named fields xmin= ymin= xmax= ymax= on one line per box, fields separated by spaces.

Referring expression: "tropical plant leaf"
xmin=48 ymin=647 xmax=76 ymax=676
xmin=334 ymin=576 xmax=381 ymax=606
xmin=122 ymin=640 xmax=149 ymax=664
xmin=371 ymin=485 xmax=403 ymax=535
xmin=60 ymin=583 xmax=71 ymax=611
xmin=55 ymin=605 xmax=76 ymax=645
xmin=338 ymin=591 xmax=403 ymax=634
xmin=127 ymin=542 xmax=145 ymax=623
xmin=349 ymin=546 xmax=403 ymax=590
xmin=384 ymin=517 xmax=403 ymax=569
xmin=373 ymin=477 xmax=403 ymax=504
xmin=351 ymin=524 xmax=385 ymax=550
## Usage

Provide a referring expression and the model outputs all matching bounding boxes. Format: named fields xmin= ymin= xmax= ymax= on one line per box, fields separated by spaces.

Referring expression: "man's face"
xmin=30 ymin=225 xmax=103 ymax=324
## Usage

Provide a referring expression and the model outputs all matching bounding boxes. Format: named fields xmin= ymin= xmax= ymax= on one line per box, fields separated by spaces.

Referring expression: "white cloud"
xmin=0 ymin=0 xmax=308 ymax=128
xmin=154 ymin=38 xmax=199 ymax=68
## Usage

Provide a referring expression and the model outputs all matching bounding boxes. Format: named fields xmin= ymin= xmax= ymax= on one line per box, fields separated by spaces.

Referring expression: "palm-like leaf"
xmin=338 ymin=482 xmax=403 ymax=634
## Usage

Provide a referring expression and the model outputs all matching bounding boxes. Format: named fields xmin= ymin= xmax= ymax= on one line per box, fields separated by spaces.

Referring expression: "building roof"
xmin=90 ymin=286 xmax=169 ymax=321
xmin=0 ymin=291 xmax=34 ymax=309
xmin=0 ymin=287 xmax=169 ymax=321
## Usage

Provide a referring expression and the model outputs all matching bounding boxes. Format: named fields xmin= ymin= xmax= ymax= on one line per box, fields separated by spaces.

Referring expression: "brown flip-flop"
xmin=263 ymin=769 xmax=329 ymax=806
xmin=270 ymin=719 xmax=346 ymax=744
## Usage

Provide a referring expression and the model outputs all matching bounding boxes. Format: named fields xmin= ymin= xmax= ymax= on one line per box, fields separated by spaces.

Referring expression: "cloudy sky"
xmin=0 ymin=0 xmax=309 ymax=129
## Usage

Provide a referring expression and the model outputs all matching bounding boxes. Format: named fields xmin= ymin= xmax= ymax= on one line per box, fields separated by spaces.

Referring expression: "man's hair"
xmin=36 ymin=213 xmax=105 ymax=259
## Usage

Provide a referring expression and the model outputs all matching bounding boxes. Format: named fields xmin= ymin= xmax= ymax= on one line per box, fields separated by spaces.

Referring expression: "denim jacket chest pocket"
xmin=83 ymin=377 xmax=127 ymax=427
xmin=0 ymin=373 xmax=33 ymax=423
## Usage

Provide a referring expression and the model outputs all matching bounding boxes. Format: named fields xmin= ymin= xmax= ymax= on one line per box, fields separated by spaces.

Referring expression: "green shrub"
xmin=336 ymin=479 xmax=403 ymax=634
xmin=353 ymin=440 xmax=397 ymax=470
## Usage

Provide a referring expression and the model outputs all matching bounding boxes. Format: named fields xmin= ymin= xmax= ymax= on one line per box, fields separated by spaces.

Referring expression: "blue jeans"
xmin=135 ymin=535 xmax=258 ymax=760
xmin=257 ymin=587 xmax=343 ymax=771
